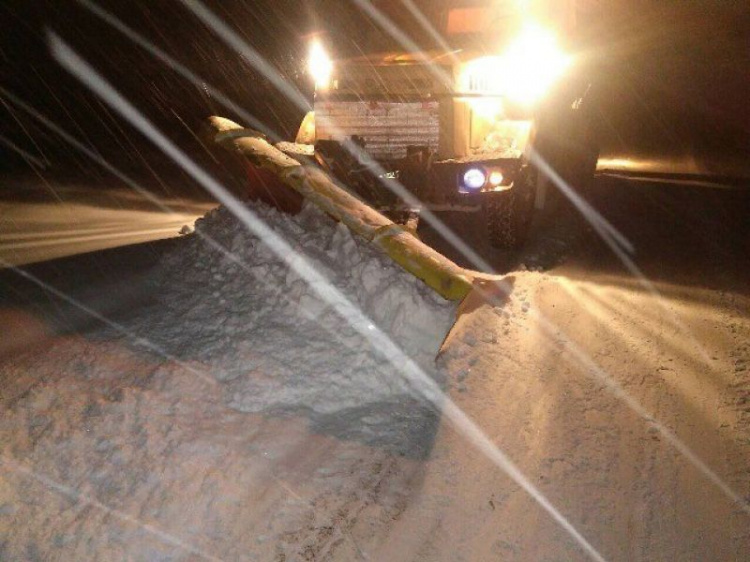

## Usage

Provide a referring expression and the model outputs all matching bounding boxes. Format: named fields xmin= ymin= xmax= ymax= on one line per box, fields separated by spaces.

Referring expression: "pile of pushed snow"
xmin=145 ymin=201 xmax=456 ymax=419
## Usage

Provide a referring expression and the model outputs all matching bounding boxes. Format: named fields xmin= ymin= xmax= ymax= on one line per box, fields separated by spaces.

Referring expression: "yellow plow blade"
xmin=207 ymin=116 xmax=510 ymax=313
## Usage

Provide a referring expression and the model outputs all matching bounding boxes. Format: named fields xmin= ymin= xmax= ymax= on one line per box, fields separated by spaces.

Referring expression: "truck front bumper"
xmin=314 ymin=139 xmax=528 ymax=207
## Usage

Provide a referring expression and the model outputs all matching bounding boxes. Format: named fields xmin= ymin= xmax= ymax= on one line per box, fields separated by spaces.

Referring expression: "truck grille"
xmin=315 ymin=100 xmax=440 ymax=160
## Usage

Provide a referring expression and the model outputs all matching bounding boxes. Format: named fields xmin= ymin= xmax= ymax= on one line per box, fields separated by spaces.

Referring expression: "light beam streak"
xmin=49 ymin=32 xmax=608 ymax=562
xmin=526 ymin=302 xmax=750 ymax=516
xmin=74 ymin=0 xmax=282 ymax=142
xmin=0 ymin=86 xmax=174 ymax=215
xmin=0 ymin=96 xmax=50 ymax=166
xmin=0 ymin=254 xmax=217 ymax=387
xmin=76 ymin=0 xmax=750 ymax=518
xmin=162 ymin=0 xmax=513 ymax=281
xmin=0 ymin=132 xmax=47 ymax=168
xmin=349 ymin=0 xmax=454 ymax=89
xmin=177 ymin=0 xmax=310 ymax=114
xmin=399 ymin=0 xmax=460 ymax=65
xmin=531 ymin=150 xmax=711 ymax=363
xmin=0 ymin=87 xmax=380 ymax=376
xmin=0 ymin=456 xmax=225 ymax=562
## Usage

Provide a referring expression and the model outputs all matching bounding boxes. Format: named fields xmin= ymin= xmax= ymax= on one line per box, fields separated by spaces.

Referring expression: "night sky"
xmin=1 ymin=1 xmax=749 ymax=179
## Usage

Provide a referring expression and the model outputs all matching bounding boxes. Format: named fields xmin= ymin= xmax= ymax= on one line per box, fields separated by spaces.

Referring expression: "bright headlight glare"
xmin=489 ymin=171 xmax=504 ymax=187
xmin=460 ymin=56 xmax=503 ymax=93
xmin=502 ymin=24 xmax=571 ymax=104
xmin=308 ymin=40 xmax=333 ymax=89
xmin=460 ymin=24 xmax=571 ymax=105
xmin=463 ymin=168 xmax=486 ymax=190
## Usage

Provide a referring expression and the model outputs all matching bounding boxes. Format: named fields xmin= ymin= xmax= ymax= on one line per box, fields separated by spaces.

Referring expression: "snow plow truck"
xmin=297 ymin=0 xmax=599 ymax=249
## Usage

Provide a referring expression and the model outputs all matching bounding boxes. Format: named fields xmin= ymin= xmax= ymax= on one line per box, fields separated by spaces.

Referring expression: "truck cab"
xmin=300 ymin=0 xmax=598 ymax=248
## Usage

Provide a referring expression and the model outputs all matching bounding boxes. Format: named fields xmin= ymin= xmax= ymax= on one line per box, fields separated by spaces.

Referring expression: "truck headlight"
xmin=460 ymin=24 xmax=571 ymax=106
xmin=308 ymin=40 xmax=333 ymax=90
xmin=502 ymin=24 xmax=571 ymax=105
xmin=463 ymin=168 xmax=487 ymax=190
xmin=489 ymin=171 xmax=504 ymax=187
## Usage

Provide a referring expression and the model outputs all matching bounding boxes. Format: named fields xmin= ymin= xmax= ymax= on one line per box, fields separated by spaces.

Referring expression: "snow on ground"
xmin=0 ymin=181 xmax=214 ymax=266
xmin=1 ymin=194 xmax=749 ymax=561
xmin=148 ymin=201 xmax=456 ymax=419
xmin=0 ymin=199 xmax=457 ymax=560
xmin=415 ymin=270 xmax=750 ymax=561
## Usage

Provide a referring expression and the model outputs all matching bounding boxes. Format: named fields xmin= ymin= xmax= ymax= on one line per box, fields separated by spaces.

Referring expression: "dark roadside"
xmin=0 ymin=237 xmax=181 ymax=359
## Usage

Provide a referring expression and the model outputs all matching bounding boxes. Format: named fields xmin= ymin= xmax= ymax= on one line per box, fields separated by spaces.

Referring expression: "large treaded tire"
xmin=484 ymin=176 xmax=536 ymax=250
xmin=485 ymin=190 xmax=518 ymax=249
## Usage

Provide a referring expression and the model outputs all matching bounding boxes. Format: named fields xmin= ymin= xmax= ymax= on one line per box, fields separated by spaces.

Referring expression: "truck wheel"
xmin=484 ymin=180 xmax=535 ymax=250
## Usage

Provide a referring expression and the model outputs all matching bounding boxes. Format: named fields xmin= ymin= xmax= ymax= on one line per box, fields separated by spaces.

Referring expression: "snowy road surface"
xmin=0 ymin=177 xmax=748 ymax=561
xmin=0 ymin=179 xmax=215 ymax=266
